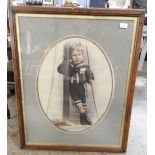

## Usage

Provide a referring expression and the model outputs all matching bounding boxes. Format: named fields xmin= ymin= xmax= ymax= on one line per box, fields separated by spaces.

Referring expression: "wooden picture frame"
xmin=9 ymin=6 xmax=145 ymax=152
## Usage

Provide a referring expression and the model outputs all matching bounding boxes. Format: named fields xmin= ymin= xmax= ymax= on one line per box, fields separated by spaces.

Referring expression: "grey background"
xmin=18 ymin=15 xmax=135 ymax=146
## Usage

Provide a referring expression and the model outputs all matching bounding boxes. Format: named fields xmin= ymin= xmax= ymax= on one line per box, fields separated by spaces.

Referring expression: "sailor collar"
xmin=70 ymin=62 xmax=88 ymax=68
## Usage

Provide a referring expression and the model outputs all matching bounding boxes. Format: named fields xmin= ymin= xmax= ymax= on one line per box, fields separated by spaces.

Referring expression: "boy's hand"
xmin=89 ymin=80 xmax=94 ymax=86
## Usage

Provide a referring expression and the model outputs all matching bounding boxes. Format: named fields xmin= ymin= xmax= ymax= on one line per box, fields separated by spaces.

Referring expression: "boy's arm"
xmin=57 ymin=61 xmax=69 ymax=75
xmin=85 ymin=67 xmax=94 ymax=84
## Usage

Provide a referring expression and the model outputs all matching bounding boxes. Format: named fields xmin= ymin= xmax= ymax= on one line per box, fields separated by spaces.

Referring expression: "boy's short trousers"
xmin=69 ymin=83 xmax=86 ymax=105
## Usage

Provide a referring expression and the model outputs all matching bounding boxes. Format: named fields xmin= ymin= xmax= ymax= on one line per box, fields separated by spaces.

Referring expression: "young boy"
xmin=57 ymin=42 xmax=94 ymax=125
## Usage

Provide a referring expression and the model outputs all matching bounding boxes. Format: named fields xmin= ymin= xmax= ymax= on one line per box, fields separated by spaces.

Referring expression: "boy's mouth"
xmin=76 ymin=60 xmax=81 ymax=63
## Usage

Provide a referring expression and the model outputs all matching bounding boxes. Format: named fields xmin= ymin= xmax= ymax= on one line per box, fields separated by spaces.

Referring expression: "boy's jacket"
xmin=57 ymin=61 xmax=94 ymax=84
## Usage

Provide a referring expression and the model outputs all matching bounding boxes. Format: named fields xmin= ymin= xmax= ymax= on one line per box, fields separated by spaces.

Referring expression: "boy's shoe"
xmin=80 ymin=112 xmax=92 ymax=125
xmin=85 ymin=117 xmax=92 ymax=125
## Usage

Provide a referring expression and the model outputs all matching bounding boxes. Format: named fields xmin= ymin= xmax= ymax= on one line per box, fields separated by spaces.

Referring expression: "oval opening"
xmin=36 ymin=36 xmax=114 ymax=132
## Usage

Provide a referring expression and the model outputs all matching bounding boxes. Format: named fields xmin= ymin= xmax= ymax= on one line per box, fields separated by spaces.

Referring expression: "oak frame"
xmin=9 ymin=5 xmax=145 ymax=152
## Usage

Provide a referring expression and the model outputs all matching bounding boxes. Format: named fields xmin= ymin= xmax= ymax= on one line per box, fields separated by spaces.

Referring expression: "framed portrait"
xmin=9 ymin=6 xmax=145 ymax=152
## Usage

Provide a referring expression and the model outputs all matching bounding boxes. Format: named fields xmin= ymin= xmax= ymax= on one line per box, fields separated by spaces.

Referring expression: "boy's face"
xmin=71 ymin=49 xmax=83 ymax=65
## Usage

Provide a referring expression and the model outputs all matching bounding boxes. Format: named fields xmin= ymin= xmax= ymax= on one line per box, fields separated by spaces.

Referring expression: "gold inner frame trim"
xmin=16 ymin=13 xmax=138 ymax=20
xmin=15 ymin=13 xmax=138 ymax=147
xmin=119 ymin=17 xmax=138 ymax=144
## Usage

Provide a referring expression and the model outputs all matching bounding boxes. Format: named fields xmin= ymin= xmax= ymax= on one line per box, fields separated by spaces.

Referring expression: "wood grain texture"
xmin=10 ymin=5 xmax=144 ymax=16
xmin=121 ymin=13 xmax=145 ymax=152
xmin=9 ymin=5 xmax=145 ymax=152
xmin=9 ymin=8 xmax=26 ymax=148
xmin=23 ymin=144 xmax=123 ymax=152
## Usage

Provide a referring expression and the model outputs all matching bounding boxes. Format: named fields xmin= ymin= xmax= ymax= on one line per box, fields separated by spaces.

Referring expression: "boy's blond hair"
xmin=69 ymin=42 xmax=85 ymax=57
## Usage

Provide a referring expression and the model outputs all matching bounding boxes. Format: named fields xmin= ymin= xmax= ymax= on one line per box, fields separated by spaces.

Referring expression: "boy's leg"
xmin=76 ymin=102 xmax=85 ymax=113
xmin=82 ymin=103 xmax=87 ymax=111
xmin=76 ymin=103 xmax=92 ymax=125
xmin=75 ymin=103 xmax=85 ymax=125
xmin=70 ymin=84 xmax=92 ymax=125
